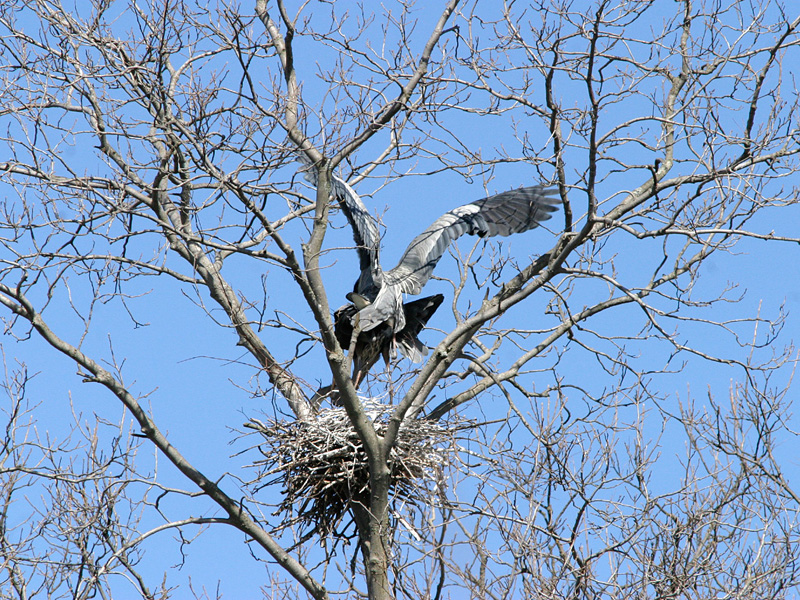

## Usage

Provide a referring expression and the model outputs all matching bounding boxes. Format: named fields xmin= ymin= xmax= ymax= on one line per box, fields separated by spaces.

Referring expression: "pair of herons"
xmin=299 ymin=155 xmax=559 ymax=397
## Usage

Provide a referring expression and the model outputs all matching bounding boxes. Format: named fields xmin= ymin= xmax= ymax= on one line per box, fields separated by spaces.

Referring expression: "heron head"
xmin=346 ymin=292 xmax=372 ymax=311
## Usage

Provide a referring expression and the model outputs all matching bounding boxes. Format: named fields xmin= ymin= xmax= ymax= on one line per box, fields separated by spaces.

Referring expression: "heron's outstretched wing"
xmin=297 ymin=154 xmax=383 ymax=293
xmin=390 ymin=185 xmax=560 ymax=295
xmin=357 ymin=185 xmax=559 ymax=332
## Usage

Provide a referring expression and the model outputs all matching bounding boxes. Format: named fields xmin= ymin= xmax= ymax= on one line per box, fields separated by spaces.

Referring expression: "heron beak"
xmin=346 ymin=292 xmax=371 ymax=311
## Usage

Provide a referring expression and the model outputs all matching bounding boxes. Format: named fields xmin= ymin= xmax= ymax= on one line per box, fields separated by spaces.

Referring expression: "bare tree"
xmin=1 ymin=0 xmax=799 ymax=598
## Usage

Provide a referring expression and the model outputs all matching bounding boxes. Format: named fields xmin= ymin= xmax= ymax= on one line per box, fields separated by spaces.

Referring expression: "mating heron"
xmin=333 ymin=293 xmax=444 ymax=388
xmin=299 ymin=154 xmax=559 ymax=389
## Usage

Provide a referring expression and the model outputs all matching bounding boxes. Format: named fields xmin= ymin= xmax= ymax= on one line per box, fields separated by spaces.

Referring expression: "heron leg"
xmin=352 ymin=367 xmax=365 ymax=389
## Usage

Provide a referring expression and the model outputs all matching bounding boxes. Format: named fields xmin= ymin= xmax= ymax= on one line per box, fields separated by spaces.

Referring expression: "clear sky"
xmin=1 ymin=1 xmax=799 ymax=597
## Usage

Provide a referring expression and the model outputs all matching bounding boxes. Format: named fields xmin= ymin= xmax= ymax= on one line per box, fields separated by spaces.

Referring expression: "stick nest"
xmin=246 ymin=402 xmax=451 ymax=540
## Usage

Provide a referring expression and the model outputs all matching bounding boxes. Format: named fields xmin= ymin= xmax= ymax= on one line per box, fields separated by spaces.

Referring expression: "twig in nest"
xmin=245 ymin=402 xmax=453 ymax=541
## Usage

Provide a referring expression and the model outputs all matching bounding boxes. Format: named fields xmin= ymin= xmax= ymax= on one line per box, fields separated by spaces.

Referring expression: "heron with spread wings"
xmin=299 ymin=153 xmax=559 ymax=390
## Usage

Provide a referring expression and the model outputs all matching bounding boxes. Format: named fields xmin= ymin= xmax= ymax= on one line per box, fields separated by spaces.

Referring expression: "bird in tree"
xmin=299 ymin=153 xmax=444 ymax=389
xmin=298 ymin=152 xmax=559 ymax=390
xmin=333 ymin=294 xmax=444 ymax=388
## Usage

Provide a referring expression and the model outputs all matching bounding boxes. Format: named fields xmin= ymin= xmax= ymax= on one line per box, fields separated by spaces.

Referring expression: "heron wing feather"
xmin=388 ymin=185 xmax=559 ymax=295
xmin=298 ymin=154 xmax=384 ymax=293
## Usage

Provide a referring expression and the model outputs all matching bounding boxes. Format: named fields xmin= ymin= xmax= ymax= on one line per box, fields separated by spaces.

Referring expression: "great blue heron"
xmin=334 ymin=294 xmax=443 ymax=388
xmin=298 ymin=153 xmax=559 ymax=388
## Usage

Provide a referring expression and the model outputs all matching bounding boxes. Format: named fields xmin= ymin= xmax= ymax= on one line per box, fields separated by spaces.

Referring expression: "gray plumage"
xmin=334 ymin=294 xmax=443 ymax=390
xmin=298 ymin=153 xmax=559 ymax=346
xmin=298 ymin=153 xmax=383 ymax=297
xmin=356 ymin=185 xmax=560 ymax=333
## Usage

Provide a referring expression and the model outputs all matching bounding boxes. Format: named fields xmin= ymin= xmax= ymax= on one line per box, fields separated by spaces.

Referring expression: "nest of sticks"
xmin=246 ymin=401 xmax=452 ymax=540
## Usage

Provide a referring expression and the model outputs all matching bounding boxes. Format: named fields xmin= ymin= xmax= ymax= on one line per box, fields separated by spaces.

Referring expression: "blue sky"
xmin=1 ymin=0 xmax=799 ymax=597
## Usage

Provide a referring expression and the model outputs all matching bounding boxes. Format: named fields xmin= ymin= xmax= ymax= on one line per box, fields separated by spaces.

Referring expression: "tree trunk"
xmin=353 ymin=459 xmax=393 ymax=600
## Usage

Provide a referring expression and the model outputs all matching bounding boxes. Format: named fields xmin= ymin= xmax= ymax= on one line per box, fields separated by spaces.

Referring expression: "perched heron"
xmin=334 ymin=294 xmax=444 ymax=388
xmin=299 ymin=154 xmax=442 ymax=385
xmin=298 ymin=153 xmax=559 ymax=388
